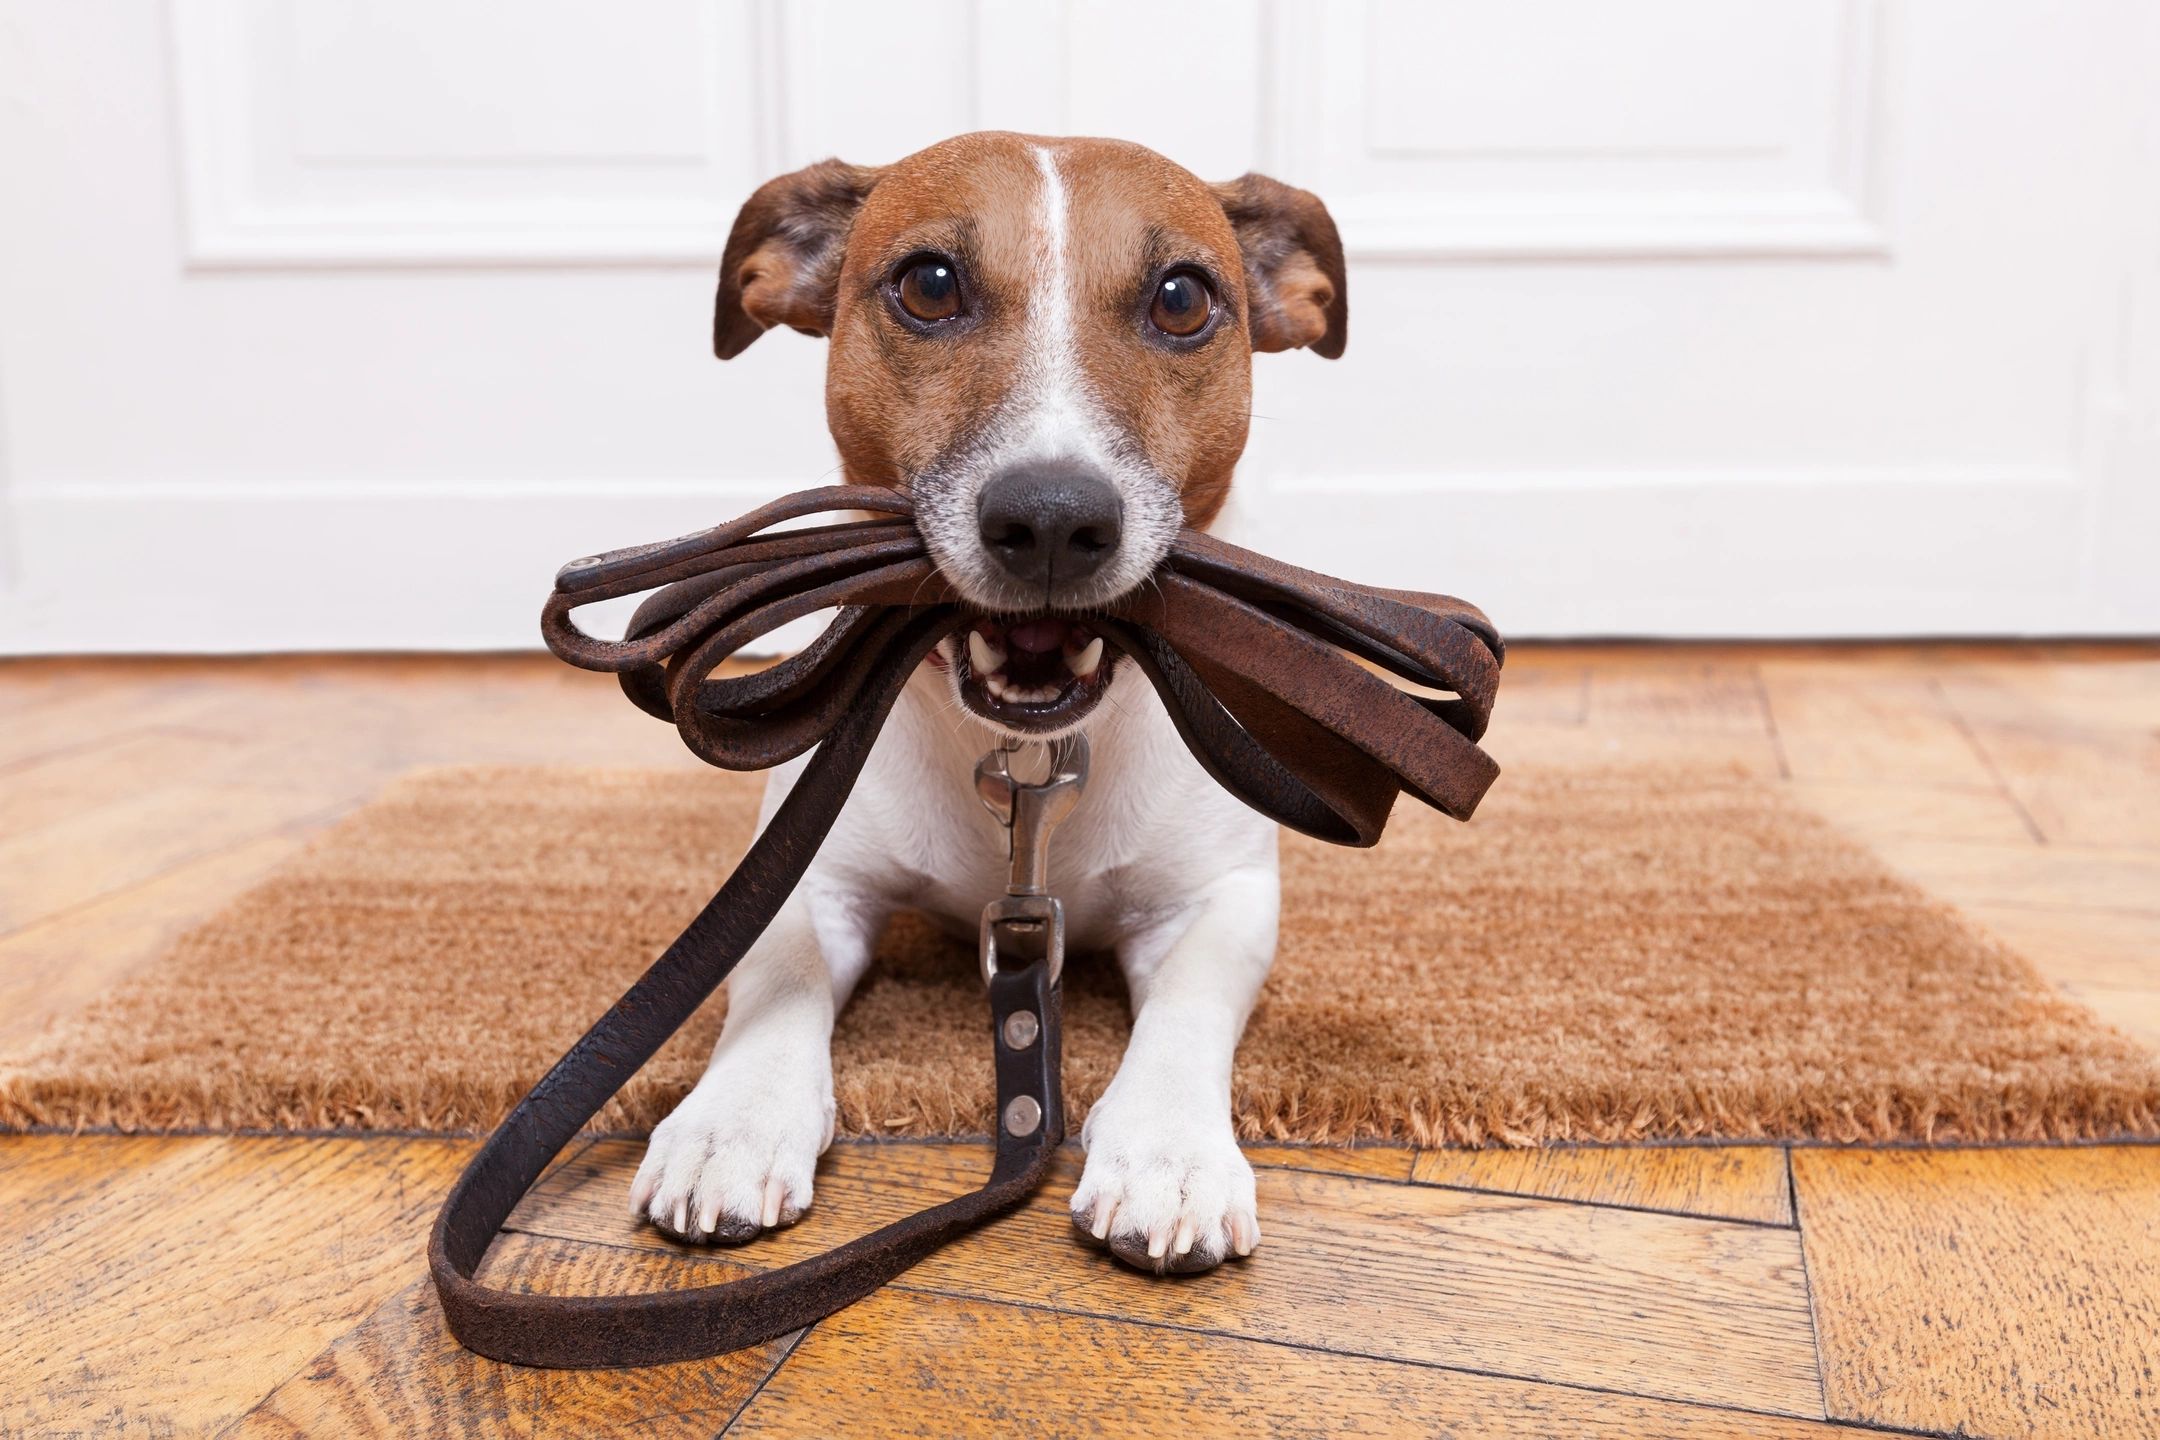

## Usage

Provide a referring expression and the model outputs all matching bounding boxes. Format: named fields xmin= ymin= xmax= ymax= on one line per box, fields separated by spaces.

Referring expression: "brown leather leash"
xmin=429 ymin=485 xmax=1502 ymax=1368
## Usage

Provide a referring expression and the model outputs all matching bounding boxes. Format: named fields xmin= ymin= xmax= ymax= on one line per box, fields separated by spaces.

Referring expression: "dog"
xmin=628 ymin=132 xmax=1347 ymax=1274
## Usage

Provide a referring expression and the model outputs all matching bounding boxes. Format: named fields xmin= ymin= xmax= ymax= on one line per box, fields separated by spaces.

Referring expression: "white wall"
xmin=1 ymin=0 xmax=2155 ymax=653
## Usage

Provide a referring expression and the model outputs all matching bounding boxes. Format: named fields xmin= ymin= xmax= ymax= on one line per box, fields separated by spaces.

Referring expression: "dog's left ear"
xmin=1211 ymin=174 xmax=1349 ymax=359
xmin=714 ymin=158 xmax=886 ymax=359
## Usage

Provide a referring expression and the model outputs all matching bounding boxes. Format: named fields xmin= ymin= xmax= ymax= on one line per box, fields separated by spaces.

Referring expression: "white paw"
xmin=1069 ymin=1090 xmax=1259 ymax=1275
xmin=627 ymin=1056 xmax=834 ymax=1246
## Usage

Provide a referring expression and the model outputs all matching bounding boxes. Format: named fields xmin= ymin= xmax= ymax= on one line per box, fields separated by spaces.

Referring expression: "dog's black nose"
xmin=976 ymin=462 xmax=1123 ymax=591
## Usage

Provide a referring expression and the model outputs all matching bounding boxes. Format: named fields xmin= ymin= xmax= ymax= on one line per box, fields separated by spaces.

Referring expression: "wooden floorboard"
xmin=1960 ymin=905 xmax=2160 ymax=991
xmin=1780 ymin=778 xmax=2039 ymax=844
xmin=1936 ymin=668 xmax=2160 ymax=850
xmin=1758 ymin=664 xmax=2003 ymax=789
xmin=730 ymin=1286 xmax=1872 ymax=1439
xmin=1408 ymin=1144 xmax=1795 ymax=1226
xmin=1867 ymin=837 xmax=2160 ymax=916
xmin=1794 ymin=1146 xmax=2160 ymax=1440
xmin=511 ymin=1141 xmax=1826 ymax=1418
xmin=0 ymin=1136 xmax=470 ymax=1439
xmin=227 ymin=1234 xmax=792 ymax=1439
xmin=1 ymin=642 xmax=2155 ymax=1436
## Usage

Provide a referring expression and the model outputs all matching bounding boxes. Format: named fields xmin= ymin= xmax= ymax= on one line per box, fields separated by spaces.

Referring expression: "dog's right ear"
xmin=713 ymin=159 xmax=885 ymax=360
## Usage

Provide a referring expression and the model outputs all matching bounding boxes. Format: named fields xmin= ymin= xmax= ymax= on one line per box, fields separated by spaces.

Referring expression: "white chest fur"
xmin=760 ymin=661 xmax=1279 ymax=956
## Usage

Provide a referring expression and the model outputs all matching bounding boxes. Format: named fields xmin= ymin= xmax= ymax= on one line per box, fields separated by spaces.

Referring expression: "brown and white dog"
xmin=628 ymin=132 xmax=1346 ymax=1274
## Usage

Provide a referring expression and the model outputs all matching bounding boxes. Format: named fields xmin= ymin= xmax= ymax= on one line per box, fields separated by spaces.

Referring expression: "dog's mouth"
xmin=947 ymin=615 xmax=1120 ymax=733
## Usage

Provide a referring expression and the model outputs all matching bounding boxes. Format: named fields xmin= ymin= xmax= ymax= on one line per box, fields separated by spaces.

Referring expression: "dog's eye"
xmin=896 ymin=258 xmax=962 ymax=322
xmin=1149 ymin=270 xmax=1214 ymax=339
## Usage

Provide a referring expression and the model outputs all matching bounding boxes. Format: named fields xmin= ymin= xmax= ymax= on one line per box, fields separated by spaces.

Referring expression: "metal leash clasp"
xmin=973 ymin=734 xmax=1089 ymax=988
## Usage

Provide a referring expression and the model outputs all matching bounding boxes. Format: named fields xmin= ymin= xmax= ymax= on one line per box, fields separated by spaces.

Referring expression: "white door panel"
xmin=0 ymin=0 xmax=2152 ymax=651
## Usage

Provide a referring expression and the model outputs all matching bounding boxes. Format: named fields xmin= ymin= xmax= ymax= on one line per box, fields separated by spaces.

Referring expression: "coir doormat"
xmin=3 ymin=765 xmax=2154 ymax=1145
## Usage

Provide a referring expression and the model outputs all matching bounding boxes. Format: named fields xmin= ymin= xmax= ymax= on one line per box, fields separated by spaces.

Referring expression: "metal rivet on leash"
xmin=1002 ymin=1010 xmax=1040 ymax=1050
xmin=1003 ymin=1095 xmax=1043 ymax=1137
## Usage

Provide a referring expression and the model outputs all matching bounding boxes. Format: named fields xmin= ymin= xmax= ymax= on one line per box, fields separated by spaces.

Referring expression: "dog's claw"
xmin=760 ymin=1176 xmax=786 ymax=1229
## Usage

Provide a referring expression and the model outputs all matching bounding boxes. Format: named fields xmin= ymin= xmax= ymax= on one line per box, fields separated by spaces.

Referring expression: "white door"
xmin=2 ymin=0 xmax=2154 ymax=651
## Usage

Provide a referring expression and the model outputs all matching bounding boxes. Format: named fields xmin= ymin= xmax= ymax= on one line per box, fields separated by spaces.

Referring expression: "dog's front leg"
xmin=1071 ymin=862 xmax=1279 ymax=1274
xmin=629 ymin=888 xmax=882 ymax=1244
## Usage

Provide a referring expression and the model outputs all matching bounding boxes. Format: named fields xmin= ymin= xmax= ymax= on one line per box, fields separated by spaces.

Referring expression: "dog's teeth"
xmin=1067 ymin=637 xmax=1104 ymax=678
xmin=967 ymin=632 xmax=1005 ymax=675
xmin=984 ymin=674 xmax=1010 ymax=701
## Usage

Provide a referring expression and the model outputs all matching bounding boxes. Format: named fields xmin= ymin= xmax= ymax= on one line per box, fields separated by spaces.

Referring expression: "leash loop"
xmin=429 ymin=487 xmax=1501 ymax=1368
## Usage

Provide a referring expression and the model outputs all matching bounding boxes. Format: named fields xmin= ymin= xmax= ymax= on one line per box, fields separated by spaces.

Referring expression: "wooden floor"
xmin=2 ymin=643 xmax=2156 ymax=1438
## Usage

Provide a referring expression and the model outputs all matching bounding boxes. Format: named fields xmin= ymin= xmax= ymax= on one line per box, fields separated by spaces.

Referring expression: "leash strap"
xmin=430 ymin=486 xmax=1502 ymax=1368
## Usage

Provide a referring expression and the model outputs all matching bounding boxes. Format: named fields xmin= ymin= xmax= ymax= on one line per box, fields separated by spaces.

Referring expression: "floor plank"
xmin=511 ymin=1140 xmax=1826 ymax=1418
xmin=1867 ymin=838 xmax=2160 ymax=916
xmin=0 ymin=1134 xmax=205 ymax=1232
xmin=1242 ymin=1143 xmax=1416 ymax=1182
xmin=1937 ymin=667 xmax=2160 ymax=850
xmin=1409 ymin=1145 xmax=1794 ymax=1226
xmin=2061 ymin=983 xmax=2160 ymax=1051
xmin=1758 ymin=665 xmax=2000 ymax=789
xmin=733 ymin=1286 xmax=1866 ymax=1439
xmin=1488 ymin=664 xmax=1590 ymax=726
xmin=0 ymin=726 xmax=248 ymax=834
xmin=1794 ymin=1146 xmax=2160 ymax=1440
xmin=1782 ymin=780 xmax=2038 ymax=845
xmin=1959 ymin=904 xmax=2160 ymax=991
xmin=1486 ymin=722 xmax=1785 ymax=777
xmin=0 ymin=678 xmax=235 ymax=771
xmin=0 ymin=1135 xmax=469 ymax=1439
xmin=228 ymin=1232 xmax=792 ymax=1439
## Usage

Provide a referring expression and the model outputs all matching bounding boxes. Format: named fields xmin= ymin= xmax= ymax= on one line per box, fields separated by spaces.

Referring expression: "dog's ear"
xmin=714 ymin=159 xmax=885 ymax=359
xmin=1211 ymin=174 xmax=1349 ymax=359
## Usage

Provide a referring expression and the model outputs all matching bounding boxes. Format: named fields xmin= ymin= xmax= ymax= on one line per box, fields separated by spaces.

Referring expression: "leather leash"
xmin=429 ymin=485 xmax=1502 ymax=1368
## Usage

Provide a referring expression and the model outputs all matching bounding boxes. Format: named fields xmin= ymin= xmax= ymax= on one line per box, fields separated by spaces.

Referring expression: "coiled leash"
xmin=429 ymin=485 xmax=1503 ymax=1368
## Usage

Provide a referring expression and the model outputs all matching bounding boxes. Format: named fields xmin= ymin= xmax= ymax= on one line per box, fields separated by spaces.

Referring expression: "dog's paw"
xmin=1069 ymin=1096 xmax=1259 ymax=1276
xmin=627 ymin=1060 xmax=834 ymax=1246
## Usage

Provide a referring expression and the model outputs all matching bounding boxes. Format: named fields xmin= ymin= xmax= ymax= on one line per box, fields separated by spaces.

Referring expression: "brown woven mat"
xmin=4 ymin=764 xmax=2154 ymax=1145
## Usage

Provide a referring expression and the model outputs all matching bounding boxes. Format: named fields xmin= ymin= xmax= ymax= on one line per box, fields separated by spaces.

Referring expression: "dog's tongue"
xmin=1006 ymin=618 xmax=1067 ymax=655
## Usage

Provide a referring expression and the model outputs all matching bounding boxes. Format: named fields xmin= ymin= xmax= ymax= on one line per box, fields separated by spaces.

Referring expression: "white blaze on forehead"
xmin=1014 ymin=144 xmax=1098 ymax=460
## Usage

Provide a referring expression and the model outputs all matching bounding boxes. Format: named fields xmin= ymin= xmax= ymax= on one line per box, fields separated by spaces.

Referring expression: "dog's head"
xmin=714 ymin=132 xmax=1346 ymax=736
